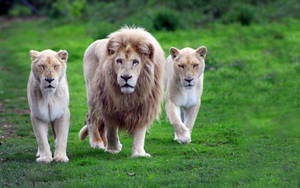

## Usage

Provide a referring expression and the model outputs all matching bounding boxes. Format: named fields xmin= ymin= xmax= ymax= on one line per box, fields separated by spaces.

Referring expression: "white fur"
xmin=28 ymin=49 xmax=70 ymax=163
xmin=165 ymin=47 xmax=206 ymax=144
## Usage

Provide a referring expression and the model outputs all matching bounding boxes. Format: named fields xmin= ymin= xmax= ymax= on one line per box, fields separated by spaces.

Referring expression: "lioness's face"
xmin=113 ymin=47 xmax=143 ymax=94
xmin=30 ymin=50 xmax=68 ymax=92
xmin=170 ymin=47 xmax=207 ymax=89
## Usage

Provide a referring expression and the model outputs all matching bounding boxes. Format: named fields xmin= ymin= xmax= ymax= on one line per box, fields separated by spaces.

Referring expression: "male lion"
xmin=165 ymin=46 xmax=207 ymax=144
xmin=79 ymin=27 xmax=164 ymax=157
xmin=27 ymin=49 xmax=70 ymax=163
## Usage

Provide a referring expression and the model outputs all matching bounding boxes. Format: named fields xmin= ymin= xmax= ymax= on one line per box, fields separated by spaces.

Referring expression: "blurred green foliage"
xmin=153 ymin=8 xmax=180 ymax=31
xmin=8 ymin=3 xmax=32 ymax=17
xmin=4 ymin=0 xmax=300 ymax=32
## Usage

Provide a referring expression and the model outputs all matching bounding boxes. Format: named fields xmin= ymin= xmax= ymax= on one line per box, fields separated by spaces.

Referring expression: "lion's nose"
xmin=121 ymin=75 xmax=132 ymax=82
xmin=45 ymin=78 xmax=54 ymax=83
xmin=184 ymin=78 xmax=193 ymax=83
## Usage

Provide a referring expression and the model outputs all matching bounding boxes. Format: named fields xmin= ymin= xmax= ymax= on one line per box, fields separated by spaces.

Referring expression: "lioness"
xmin=79 ymin=27 xmax=165 ymax=157
xmin=27 ymin=49 xmax=70 ymax=163
xmin=165 ymin=46 xmax=207 ymax=144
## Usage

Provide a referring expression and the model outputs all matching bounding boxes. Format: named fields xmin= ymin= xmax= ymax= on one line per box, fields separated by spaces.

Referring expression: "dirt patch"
xmin=0 ymin=101 xmax=26 ymax=140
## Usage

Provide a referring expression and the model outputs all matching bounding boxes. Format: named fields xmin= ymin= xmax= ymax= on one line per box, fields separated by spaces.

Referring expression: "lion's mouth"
xmin=122 ymin=83 xmax=134 ymax=88
xmin=46 ymin=85 xmax=55 ymax=89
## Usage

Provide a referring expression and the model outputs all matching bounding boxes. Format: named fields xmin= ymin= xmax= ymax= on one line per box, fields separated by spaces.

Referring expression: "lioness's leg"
xmin=182 ymin=104 xmax=200 ymax=134
xmin=165 ymin=101 xmax=191 ymax=144
xmin=105 ymin=126 xmax=122 ymax=154
xmin=53 ymin=109 xmax=70 ymax=162
xmin=131 ymin=126 xmax=151 ymax=157
xmin=31 ymin=116 xmax=52 ymax=163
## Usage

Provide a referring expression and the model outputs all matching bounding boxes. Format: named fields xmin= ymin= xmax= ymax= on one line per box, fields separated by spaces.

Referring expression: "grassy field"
xmin=1 ymin=19 xmax=300 ymax=187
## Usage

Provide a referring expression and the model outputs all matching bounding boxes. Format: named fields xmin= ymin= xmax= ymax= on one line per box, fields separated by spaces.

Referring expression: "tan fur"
xmin=79 ymin=27 xmax=165 ymax=157
xmin=165 ymin=47 xmax=207 ymax=144
xmin=27 ymin=49 xmax=70 ymax=163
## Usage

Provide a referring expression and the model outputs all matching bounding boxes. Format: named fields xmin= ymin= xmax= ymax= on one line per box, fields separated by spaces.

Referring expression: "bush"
xmin=8 ymin=4 xmax=32 ymax=17
xmin=67 ymin=0 xmax=86 ymax=19
xmin=222 ymin=4 xmax=258 ymax=25
xmin=47 ymin=0 xmax=86 ymax=21
xmin=153 ymin=8 xmax=180 ymax=31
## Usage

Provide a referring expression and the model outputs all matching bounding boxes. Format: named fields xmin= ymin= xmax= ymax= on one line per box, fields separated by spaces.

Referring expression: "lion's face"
xmin=107 ymin=38 xmax=154 ymax=94
xmin=30 ymin=50 xmax=68 ymax=93
xmin=113 ymin=48 xmax=143 ymax=94
xmin=170 ymin=47 xmax=207 ymax=89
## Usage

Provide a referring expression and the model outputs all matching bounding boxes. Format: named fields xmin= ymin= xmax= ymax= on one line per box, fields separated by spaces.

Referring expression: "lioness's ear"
xmin=169 ymin=47 xmax=179 ymax=59
xmin=138 ymin=42 xmax=154 ymax=59
xmin=57 ymin=50 xmax=68 ymax=63
xmin=107 ymin=38 xmax=120 ymax=56
xmin=29 ymin=50 xmax=40 ymax=62
xmin=196 ymin=46 xmax=207 ymax=58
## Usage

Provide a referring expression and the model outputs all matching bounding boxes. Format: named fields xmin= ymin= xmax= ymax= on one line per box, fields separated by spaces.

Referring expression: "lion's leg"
xmin=182 ymin=104 xmax=200 ymax=136
xmin=87 ymin=118 xmax=105 ymax=149
xmin=31 ymin=116 xmax=52 ymax=163
xmin=131 ymin=126 xmax=151 ymax=157
xmin=165 ymin=101 xmax=191 ymax=144
xmin=53 ymin=109 xmax=70 ymax=162
xmin=105 ymin=125 xmax=122 ymax=154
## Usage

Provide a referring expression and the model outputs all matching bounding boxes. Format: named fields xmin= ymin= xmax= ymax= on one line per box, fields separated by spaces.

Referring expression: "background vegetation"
xmin=0 ymin=0 xmax=300 ymax=187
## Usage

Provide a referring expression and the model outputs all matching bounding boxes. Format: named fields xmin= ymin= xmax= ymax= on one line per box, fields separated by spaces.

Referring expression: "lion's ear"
xmin=57 ymin=50 xmax=68 ymax=63
xmin=107 ymin=39 xmax=120 ymax=56
xmin=169 ymin=47 xmax=179 ymax=59
xmin=196 ymin=46 xmax=207 ymax=58
xmin=29 ymin=50 xmax=40 ymax=62
xmin=138 ymin=42 xmax=154 ymax=59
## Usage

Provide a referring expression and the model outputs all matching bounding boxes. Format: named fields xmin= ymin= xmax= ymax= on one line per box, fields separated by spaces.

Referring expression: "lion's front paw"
xmin=105 ymin=148 xmax=121 ymax=154
xmin=175 ymin=130 xmax=191 ymax=144
xmin=54 ymin=153 xmax=69 ymax=162
xmin=90 ymin=140 xmax=106 ymax=150
xmin=131 ymin=151 xmax=151 ymax=158
xmin=106 ymin=142 xmax=122 ymax=154
xmin=36 ymin=156 xmax=53 ymax=163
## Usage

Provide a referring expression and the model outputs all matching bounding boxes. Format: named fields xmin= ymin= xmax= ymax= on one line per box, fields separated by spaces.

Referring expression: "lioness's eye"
xmin=132 ymin=59 xmax=139 ymax=66
xmin=39 ymin=65 xmax=45 ymax=70
xmin=193 ymin=64 xmax=199 ymax=68
xmin=178 ymin=64 xmax=185 ymax=69
xmin=116 ymin=58 xmax=123 ymax=64
xmin=54 ymin=65 xmax=59 ymax=70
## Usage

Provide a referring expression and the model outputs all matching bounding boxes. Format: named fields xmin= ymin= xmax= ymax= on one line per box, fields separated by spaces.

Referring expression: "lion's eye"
xmin=54 ymin=65 xmax=59 ymax=70
xmin=132 ymin=59 xmax=139 ymax=66
xmin=193 ymin=64 xmax=199 ymax=68
xmin=178 ymin=64 xmax=185 ymax=69
xmin=116 ymin=58 xmax=123 ymax=64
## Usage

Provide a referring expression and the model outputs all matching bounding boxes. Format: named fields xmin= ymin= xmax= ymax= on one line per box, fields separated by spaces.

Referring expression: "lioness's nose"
xmin=45 ymin=78 xmax=54 ymax=83
xmin=121 ymin=75 xmax=132 ymax=82
xmin=184 ymin=78 xmax=193 ymax=83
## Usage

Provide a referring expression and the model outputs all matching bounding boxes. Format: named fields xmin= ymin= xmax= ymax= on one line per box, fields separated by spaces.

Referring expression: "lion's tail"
xmin=79 ymin=124 xmax=88 ymax=141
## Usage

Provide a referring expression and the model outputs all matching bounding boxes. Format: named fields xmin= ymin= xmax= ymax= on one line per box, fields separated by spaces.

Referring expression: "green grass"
xmin=1 ymin=19 xmax=300 ymax=187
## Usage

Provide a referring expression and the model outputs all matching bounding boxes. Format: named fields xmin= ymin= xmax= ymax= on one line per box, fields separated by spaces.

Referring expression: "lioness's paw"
xmin=175 ymin=131 xmax=191 ymax=144
xmin=54 ymin=154 xmax=69 ymax=162
xmin=90 ymin=141 xmax=106 ymax=150
xmin=131 ymin=152 xmax=151 ymax=158
xmin=36 ymin=156 xmax=53 ymax=163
